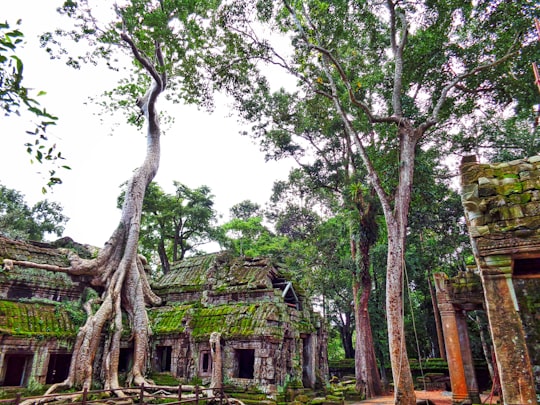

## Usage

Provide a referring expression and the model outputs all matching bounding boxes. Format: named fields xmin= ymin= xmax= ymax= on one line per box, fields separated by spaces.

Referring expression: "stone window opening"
xmin=46 ymin=353 xmax=72 ymax=384
xmin=513 ymin=257 xmax=540 ymax=279
xmin=199 ymin=351 xmax=212 ymax=376
xmin=235 ymin=349 xmax=255 ymax=379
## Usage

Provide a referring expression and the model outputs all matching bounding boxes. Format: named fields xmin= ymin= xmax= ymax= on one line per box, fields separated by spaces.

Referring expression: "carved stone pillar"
xmin=481 ymin=255 xmax=537 ymax=405
xmin=456 ymin=310 xmax=480 ymax=404
xmin=434 ymin=273 xmax=471 ymax=404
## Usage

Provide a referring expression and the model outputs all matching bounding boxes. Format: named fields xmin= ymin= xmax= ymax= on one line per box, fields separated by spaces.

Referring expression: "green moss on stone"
xmin=149 ymin=304 xmax=191 ymax=334
xmin=0 ymin=299 xmax=78 ymax=338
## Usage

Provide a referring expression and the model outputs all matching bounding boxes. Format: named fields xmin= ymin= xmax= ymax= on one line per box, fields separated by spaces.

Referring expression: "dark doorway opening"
xmin=118 ymin=348 xmax=132 ymax=373
xmin=302 ymin=336 xmax=313 ymax=388
xmin=3 ymin=354 xmax=33 ymax=386
xmin=156 ymin=346 xmax=172 ymax=372
xmin=514 ymin=257 xmax=540 ymax=278
xmin=235 ymin=349 xmax=255 ymax=379
xmin=46 ymin=353 xmax=72 ymax=384
xmin=200 ymin=351 xmax=212 ymax=375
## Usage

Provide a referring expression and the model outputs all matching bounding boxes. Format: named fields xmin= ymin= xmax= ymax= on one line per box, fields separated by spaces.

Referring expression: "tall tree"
xmin=7 ymin=0 xmax=227 ymax=393
xmin=121 ymin=181 xmax=218 ymax=274
xmin=0 ymin=183 xmax=68 ymax=241
xmin=270 ymin=154 xmax=383 ymax=396
xmin=215 ymin=1 xmax=539 ymax=402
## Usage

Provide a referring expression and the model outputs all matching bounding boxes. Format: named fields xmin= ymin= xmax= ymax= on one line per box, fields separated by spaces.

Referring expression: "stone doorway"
xmin=156 ymin=346 xmax=172 ymax=372
xmin=46 ymin=353 xmax=72 ymax=384
xmin=2 ymin=353 xmax=33 ymax=386
xmin=235 ymin=349 xmax=254 ymax=379
xmin=302 ymin=336 xmax=314 ymax=388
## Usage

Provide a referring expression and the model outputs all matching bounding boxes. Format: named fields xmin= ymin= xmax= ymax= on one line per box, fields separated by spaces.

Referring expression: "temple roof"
xmin=0 ymin=299 xmax=78 ymax=338
xmin=152 ymin=252 xmax=281 ymax=293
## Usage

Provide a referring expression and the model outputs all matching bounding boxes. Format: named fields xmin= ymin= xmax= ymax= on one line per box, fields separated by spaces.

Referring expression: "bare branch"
xmin=319 ymin=55 xmax=394 ymax=219
xmin=423 ymin=42 xmax=520 ymax=132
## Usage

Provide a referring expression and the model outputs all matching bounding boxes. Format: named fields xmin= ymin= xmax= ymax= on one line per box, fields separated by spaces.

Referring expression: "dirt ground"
xmin=346 ymin=390 xmax=499 ymax=404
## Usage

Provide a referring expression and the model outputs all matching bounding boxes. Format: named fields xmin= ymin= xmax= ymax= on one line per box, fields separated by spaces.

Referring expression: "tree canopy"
xmin=0 ymin=183 xmax=68 ymax=240
xmin=132 ymin=181 xmax=218 ymax=274
xmin=5 ymin=0 xmax=540 ymax=400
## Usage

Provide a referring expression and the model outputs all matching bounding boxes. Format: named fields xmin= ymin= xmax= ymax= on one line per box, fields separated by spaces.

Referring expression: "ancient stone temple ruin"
xmin=435 ymin=155 xmax=540 ymax=405
xmin=0 ymin=238 xmax=327 ymax=394
xmin=149 ymin=252 xmax=328 ymax=392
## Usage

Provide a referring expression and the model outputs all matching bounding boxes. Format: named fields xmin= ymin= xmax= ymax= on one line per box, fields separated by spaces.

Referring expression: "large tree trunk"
xmin=43 ymin=34 xmax=167 ymax=394
xmin=384 ymin=129 xmax=418 ymax=405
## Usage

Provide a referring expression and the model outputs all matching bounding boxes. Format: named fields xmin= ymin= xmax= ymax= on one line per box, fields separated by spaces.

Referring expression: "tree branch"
xmin=422 ymin=42 xmax=520 ymax=132
xmin=120 ymin=33 xmax=163 ymax=90
xmin=282 ymin=0 xmax=398 ymax=125
xmin=389 ymin=3 xmax=408 ymax=117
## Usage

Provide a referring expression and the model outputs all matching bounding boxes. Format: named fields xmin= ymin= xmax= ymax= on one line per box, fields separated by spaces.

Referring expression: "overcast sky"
xmin=1 ymin=1 xmax=296 ymax=247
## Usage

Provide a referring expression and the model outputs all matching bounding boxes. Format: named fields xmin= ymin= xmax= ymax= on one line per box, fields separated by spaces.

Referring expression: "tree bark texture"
xmin=338 ymin=314 xmax=355 ymax=359
xmin=351 ymin=238 xmax=382 ymax=398
xmin=210 ymin=332 xmax=223 ymax=390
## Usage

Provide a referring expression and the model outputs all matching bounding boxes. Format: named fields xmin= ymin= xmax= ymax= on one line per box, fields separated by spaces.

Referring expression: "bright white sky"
xmin=1 ymin=1 xmax=295 ymax=247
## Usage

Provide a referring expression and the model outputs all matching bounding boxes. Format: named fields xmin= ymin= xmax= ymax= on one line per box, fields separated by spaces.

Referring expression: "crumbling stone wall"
xmin=460 ymin=155 xmax=540 ymax=404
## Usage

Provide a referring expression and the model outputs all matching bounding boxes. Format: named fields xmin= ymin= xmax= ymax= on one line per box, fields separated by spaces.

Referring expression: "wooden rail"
xmin=0 ymin=384 xmax=226 ymax=405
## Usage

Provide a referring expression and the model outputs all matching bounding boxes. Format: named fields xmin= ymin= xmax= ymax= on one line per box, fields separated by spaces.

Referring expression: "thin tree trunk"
xmin=158 ymin=239 xmax=170 ymax=274
xmin=352 ymin=237 xmax=382 ymax=398
xmin=339 ymin=314 xmax=355 ymax=359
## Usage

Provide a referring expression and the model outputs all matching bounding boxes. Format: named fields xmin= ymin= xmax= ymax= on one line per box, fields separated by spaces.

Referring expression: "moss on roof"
xmin=0 ymin=299 xmax=79 ymax=338
xmin=0 ymin=236 xmax=70 ymax=268
xmin=149 ymin=304 xmax=191 ymax=334
xmin=0 ymin=267 xmax=74 ymax=289
xmin=152 ymin=254 xmax=216 ymax=292
xmin=153 ymin=253 xmax=279 ymax=294
xmin=149 ymin=302 xmax=296 ymax=341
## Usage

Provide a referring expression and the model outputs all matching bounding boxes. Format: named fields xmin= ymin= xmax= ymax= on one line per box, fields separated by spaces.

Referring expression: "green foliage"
xmin=119 ymin=181 xmax=219 ymax=274
xmin=218 ymin=216 xmax=290 ymax=258
xmin=148 ymin=372 xmax=182 ymax=386
xmin=448 ymin=112 xmax=540 ymax=162
xmin=229 ymin=200 xmax=262 ymax=220
xmin=326 ymin=331 xmax=346 ymax=362
xmin=43 ymin=0 xmax=226 ymax=128
xmin=0 ymin=21 xmax=67 ymax=190
xmin=0 ymin=183 xmax=68 ymax=241
xmin=213 ymin=0 xmax=539 ymax=378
